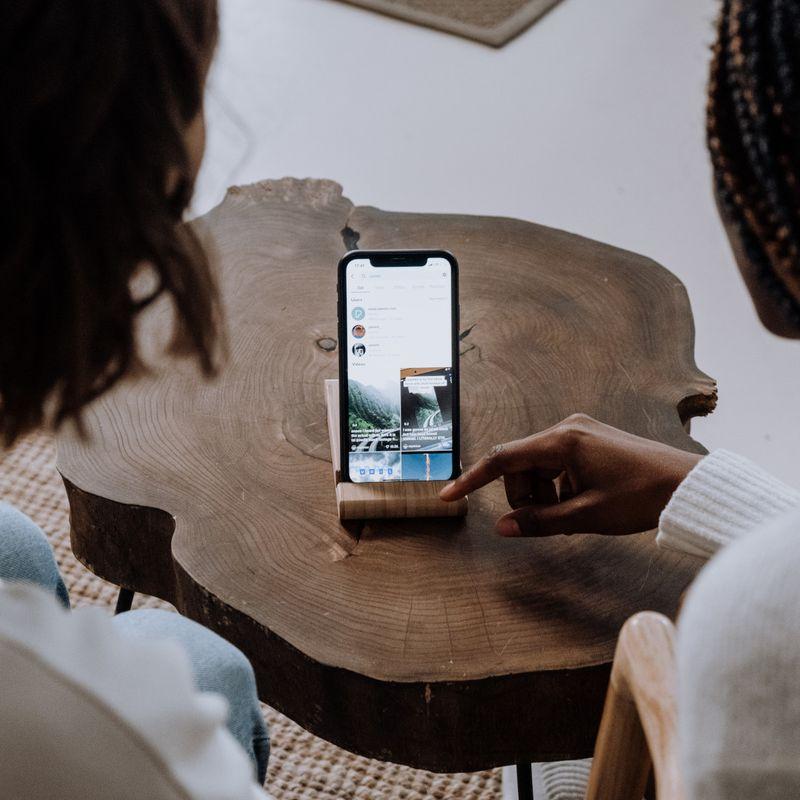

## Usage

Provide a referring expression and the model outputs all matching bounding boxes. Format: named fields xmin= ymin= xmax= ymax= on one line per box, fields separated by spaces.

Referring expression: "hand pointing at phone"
xmin=439 ymin=414 xmax=702 ymax=537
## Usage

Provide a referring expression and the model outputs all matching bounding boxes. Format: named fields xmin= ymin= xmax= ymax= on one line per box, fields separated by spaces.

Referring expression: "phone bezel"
xmin=337 ymin=249 xmax=461 ymax=485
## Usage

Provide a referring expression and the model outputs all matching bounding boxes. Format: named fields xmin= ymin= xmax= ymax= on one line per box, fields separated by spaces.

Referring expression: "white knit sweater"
xmin=527 ymin=450 xmax=800 ymax=800
xmin=664 ymin=450 xmax=800 ymax=800
xmin=657 ymin=448 xmax=800 ymax=557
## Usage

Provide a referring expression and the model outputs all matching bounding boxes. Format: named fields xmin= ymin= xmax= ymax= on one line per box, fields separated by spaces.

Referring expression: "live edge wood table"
xmin=57 ymin=178 xmax=716 ymax=791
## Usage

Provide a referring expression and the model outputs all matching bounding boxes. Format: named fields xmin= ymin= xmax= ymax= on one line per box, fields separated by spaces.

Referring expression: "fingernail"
xmin=497 ymin=519 xmax=521 ymax=537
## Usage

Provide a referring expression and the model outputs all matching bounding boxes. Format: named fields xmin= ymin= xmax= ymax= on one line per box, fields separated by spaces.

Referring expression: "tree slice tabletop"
xmin=57 ymin=178 xmax=716 ymax=772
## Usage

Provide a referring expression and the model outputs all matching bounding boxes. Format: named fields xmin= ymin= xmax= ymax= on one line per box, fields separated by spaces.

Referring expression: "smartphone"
xmin=337 ymin=250 xmax=460 ymax=483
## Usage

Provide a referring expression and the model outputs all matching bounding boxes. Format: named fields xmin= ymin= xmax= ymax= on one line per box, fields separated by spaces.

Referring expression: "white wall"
xmin=195 ymin=0 xmax=800 ymax=484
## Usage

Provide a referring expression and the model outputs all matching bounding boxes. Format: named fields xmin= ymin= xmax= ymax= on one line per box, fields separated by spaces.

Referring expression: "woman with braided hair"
xmin=443 ymin=1 xmax=800 ymax=795
xmin=709 ymin=0 xmax=800 ymax=339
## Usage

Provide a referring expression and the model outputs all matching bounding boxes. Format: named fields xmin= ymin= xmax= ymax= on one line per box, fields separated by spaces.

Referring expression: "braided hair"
xmin=708 ymin=0 xmax=800 ymax=327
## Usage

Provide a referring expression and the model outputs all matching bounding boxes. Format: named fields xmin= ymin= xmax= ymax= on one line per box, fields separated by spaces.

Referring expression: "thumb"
xmin=496 ymin=492 xmax=603 ymax=537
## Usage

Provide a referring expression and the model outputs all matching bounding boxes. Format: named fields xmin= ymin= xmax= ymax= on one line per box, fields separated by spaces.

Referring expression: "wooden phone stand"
xmin=325 ymin=379 xmax=468 ymax=520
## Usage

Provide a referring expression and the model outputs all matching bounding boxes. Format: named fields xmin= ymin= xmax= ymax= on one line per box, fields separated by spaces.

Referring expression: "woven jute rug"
xmin=331 ymin=0 xmax=564 ymax=46
xmin=0 ymin=431 xmax=501 ymax=799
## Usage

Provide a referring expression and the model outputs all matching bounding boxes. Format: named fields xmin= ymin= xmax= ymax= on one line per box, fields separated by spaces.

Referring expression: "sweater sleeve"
xmin=657 ymin=449 xmax=800 ymax=559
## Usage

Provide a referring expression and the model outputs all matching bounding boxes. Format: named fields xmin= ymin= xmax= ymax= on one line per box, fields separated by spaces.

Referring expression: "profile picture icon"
xmin=352 ymin=324 xmax=366 ymax=339
xmin=351 ymin=307 xmax=365 ymax=321
xmin=352 ymin=344 xmax=366 ymax=357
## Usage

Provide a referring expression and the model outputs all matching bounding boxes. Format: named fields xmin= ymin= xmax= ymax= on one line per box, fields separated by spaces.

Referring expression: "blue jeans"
xmin=0 ymin=502 xmax=269 ymax=783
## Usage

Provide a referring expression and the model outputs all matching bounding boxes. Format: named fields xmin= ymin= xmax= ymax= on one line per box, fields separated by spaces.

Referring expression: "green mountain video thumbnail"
xmin=348 ymin=380 xmax=400 ymax=431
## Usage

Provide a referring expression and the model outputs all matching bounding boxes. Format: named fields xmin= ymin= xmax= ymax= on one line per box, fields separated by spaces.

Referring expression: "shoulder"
xmin=679 ymin=506 xmax=800 ymax=651
xmin=682 ymin=506 xmax=800 ymax=613
xmin=677 ymin=509 xmax=800 ymax=794
xmin=0 ymin=582 xmax=266 ymax=800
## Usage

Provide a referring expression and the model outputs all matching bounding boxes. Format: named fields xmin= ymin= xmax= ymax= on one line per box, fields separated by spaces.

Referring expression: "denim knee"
xmin=0 ymin=503 xmax=69 ymax=608
xmin=113 ymin=609 xmax=269 ymax=783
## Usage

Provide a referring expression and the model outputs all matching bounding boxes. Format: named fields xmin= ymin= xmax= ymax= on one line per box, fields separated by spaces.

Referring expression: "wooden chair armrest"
xmin=585 ymin=611 xmax=684 ymax=800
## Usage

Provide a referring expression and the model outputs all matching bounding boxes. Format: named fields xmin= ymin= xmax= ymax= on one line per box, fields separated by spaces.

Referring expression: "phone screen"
xmin=342 ymin=254 xmax=457 ymax=483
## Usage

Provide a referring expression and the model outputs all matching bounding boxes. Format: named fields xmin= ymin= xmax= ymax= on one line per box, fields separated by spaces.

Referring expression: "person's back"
xmin=0 ymin=582 xmax=265 ymax=800
xmin=678 ymin=511 xmax=800 ymax=799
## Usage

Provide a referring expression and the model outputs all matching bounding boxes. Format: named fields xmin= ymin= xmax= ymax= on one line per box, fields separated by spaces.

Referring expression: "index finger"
xmin=439 ymin=431 xmax=565 ymax=501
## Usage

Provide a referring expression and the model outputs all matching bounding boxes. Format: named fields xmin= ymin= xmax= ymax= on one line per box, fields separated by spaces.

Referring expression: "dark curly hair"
xmin=708 ymin=0 xmax=800 ymax=326
xmin=0 ymin=0 xmax=221 ymax=446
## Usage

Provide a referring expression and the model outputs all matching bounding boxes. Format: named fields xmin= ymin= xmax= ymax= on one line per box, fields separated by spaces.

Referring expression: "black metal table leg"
xmin=516 ymin=762 xmax=534 ymax=800
xmin=114 ymin=587 xmax=135 ymax=615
